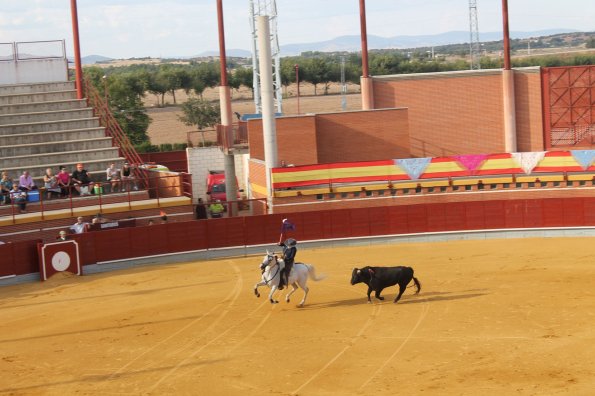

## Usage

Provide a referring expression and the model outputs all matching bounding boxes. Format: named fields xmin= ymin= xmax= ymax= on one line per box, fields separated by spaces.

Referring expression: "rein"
xmin=262 ymin=258 xmax=281 ymax=285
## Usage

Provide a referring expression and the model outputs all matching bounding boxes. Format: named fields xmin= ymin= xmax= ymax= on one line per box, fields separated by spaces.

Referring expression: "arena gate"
xmin=542 ymin=65 xmax=595 ymax=148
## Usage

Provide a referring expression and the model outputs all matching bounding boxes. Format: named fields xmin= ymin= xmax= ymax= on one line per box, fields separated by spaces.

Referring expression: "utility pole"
xmin=340 ymin=56 xmax=347 ymax=111
xmin=469 ymin=0 xmax=481 ymax=70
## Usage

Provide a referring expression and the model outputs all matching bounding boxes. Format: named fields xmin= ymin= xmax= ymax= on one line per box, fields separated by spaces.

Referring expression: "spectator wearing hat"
xmin=71 ymin=163 xmax=94 ymax=196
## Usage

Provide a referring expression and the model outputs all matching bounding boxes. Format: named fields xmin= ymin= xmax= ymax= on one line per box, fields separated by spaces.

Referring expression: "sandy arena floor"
xmin=1 ymin=237 xmax=594 ymax=395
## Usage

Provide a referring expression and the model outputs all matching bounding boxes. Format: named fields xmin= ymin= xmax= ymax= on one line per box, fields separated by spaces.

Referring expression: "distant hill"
xmin=194 ymin=49 xmax=252 ymax=58
xmin=81 ymin=55 xmax=114 ymax=64
xmin=280 ymin=29 xmax=579 ymax=55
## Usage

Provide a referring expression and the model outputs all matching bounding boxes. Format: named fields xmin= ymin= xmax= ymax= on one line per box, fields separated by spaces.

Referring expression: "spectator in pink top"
xmin=18 ymin=171 xmax=37 ymax=192
xmin=57 ymin=166 xmax=71 ymax=197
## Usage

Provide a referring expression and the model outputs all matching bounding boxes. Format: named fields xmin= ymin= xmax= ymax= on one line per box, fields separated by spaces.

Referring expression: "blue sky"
xmin=1 ymin=0 xmax=593 ymax=58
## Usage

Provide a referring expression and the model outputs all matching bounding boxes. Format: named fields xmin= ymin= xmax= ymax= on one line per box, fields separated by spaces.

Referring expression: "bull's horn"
xmin=357 ymin=269 xmax=361 ymax=274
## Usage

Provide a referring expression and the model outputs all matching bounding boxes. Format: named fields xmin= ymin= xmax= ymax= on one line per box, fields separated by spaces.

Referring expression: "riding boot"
xmin=278 ymin=269 xmax=285 ymax=290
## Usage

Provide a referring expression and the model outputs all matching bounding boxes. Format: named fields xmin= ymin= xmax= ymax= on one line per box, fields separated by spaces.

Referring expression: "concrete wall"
xmin=373 ymin=67 xmax=544 ymax=157
xmin=186 ymin=147 xmax=247 ymax=202
xmin=0 ymin=59 xmax=68 ymax=85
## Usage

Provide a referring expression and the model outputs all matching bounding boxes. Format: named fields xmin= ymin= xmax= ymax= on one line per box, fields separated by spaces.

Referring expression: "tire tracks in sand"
xmin=102 ymin=261 xmax=243 ymax=386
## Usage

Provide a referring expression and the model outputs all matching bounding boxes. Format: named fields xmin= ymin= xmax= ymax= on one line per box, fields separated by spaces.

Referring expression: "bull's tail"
xmin=306 ymin=264 xmax=326 ymax=281
xmin=412 ymin=276 xmax=421 ymax=294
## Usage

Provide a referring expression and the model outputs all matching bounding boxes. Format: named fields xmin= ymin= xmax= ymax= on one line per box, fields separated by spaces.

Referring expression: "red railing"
xmin=0 ymin=173 xmax=189 ymax=226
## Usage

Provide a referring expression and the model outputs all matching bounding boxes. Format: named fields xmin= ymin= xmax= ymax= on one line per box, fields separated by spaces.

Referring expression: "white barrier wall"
xmin=186 ymin=147 xmax=248 ymax=203
xmin=0 ymin=59 xmax=69 ymax=85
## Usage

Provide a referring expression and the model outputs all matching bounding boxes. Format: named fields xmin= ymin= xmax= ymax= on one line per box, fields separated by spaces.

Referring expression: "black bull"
xmin=351 ymin=266 xmax=421 ymax=303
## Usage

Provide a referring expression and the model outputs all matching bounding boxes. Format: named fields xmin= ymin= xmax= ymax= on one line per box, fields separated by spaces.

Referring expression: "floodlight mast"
xmin=249 ymin=0 xmax=283 ymax=114
xmin=469 ymin=0 xmax=481 ymax=70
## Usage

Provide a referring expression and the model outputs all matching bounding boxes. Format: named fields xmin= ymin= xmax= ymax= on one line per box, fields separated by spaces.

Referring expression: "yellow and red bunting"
xmin=271 ymin=151 xmax=594 ymax=189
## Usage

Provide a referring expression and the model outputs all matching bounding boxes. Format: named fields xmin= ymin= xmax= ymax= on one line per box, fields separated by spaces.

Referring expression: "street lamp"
xmin=102 ymin=75 xmax=108 ymax=108
xmin=294 ymin=64 xmax=300 ymax=115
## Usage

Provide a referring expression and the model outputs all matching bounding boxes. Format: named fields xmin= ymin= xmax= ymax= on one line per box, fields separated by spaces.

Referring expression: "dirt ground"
xmin=0 ymin=237 xmax=594 ymax=395
xmin=145 ymin=83 xmax=362 ymax=146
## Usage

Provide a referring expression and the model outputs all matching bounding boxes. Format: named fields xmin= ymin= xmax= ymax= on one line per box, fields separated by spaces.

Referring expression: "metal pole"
xmin=295 ymin=64 xmax=300 ymax=115
xmin=359 ymin=0 xmax=369 ymax=78
xmin=70 ymin=0 xmax=84 ymax=99
xmin=258 ymin=15 xmax=278 ymax=214
xmin=501 ymin=0 xmax=511 ymax=71
xmin=359 ymin=0 xmax=373 ymax=110
xmin=216 ymin=0 xmax=239 ymax=216
xmin=501 ymin=0 xmax=516 ymax=152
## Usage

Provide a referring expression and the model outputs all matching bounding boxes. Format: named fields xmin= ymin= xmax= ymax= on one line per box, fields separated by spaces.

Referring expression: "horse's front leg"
xmin=254 ymin=280 xmax=265 ymax=298
xmin=269 ymin=285 xmax=279 ymax=304
xmin=286 ymin=283 xmax=298 ymax=303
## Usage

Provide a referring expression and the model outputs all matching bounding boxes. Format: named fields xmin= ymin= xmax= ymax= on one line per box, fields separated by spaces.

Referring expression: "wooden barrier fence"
xmin=2 ymin=196 xmax=595 ymax=279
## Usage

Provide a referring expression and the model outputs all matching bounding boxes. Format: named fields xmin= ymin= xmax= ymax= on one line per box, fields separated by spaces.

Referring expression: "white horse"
xmin=254 ymin=250 xmax=325 ymax=307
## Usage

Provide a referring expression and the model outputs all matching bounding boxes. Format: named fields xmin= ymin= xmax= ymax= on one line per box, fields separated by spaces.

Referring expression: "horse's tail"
xmin=412 ymin=276 xmax=421 ymax=294
xmin=306 ymin=264 xmax=326 ymax=281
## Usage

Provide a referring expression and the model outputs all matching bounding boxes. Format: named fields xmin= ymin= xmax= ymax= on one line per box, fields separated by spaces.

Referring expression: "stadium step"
xmin=0 ymin=108 xmax=94 ymax=125
xmin=0 ymin=90 xmax=78 ymax=105
xmin=0 ymin=147 xmax=121 ymax=169
xmin=0 ymin=127 xmax=106 ymax=146
xmin=0 ymin=117 xmax=100 ymax=135
xmin=0 ymin=137 xmax=114 ymax=157
xmin=0 ymin=81 xmax=75 ymax=95
xmin=0 ymin=99 xmax=87 ymax=115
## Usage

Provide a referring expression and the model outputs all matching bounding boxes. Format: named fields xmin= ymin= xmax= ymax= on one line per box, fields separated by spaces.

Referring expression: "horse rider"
xmin=277 ymin=238 xmax=297 ymax=290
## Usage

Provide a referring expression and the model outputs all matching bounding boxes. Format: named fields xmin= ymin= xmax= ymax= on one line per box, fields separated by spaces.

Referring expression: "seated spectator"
xmin=121 ymin=163 xmax=138 ymax=191
xmin=148 ymin=219 xmax=155 ymax=226
xmin=91 ymin=212 xmax=107 ymax=224
xmin=70 ymin=216 xmax=89 ymax=234
xmin=71 ymin=163 xmax=94 ymax=196
xmin=9 ymin=182 xmax=27 ymax=214
xmin=209 ymin=200 xmax=224 ymax=218
xmin=18 ymin=170 xmax=37 ymax=192
xmin=0 ymin=171 xmax=12 ymax=205
xmin=57 ymin=230 xmax=68 ymax=241
xmin=43 ymin=168 xmax=62 ymax=200
xmin=105 ymin=163 xmax=121 ymax=192
xmin=57 ymin=166 xmax=71 ymax=197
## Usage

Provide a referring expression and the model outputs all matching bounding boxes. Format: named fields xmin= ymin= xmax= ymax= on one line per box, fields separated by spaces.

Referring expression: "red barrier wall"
xmin=2 ymin=197 xmax=595 ymax=278
xmin=139 ymin=151 xmax=188 ymax=173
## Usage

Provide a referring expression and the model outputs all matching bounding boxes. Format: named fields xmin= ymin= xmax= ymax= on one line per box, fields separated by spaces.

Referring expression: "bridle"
xmin=261 ymin=254 xmax=281 ymax=285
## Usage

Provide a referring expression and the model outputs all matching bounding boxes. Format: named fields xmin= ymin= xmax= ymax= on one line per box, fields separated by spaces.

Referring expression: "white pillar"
xmin=257 ymin=16 xmax=278 ymax=213
xmin=502 ymin=69 xmax=517 ymax=152
xmin=220 ymin=84 xmax=239 ymax=216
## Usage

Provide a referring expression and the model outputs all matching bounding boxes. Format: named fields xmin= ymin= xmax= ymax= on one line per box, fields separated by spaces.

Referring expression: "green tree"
xmin=146 ymin=71 xmax=169 ymax=107
xmin=231 ymin=67 xmax=254 ymax=98
xmin=303 ymin=57 xmax=332 ymax=95
xmin=586 ymin=38 xmax=595 ymax=49
xmin=177 ymin=98 xmax=220 ymax=146
xmin=108 ymin=74 xmax=151 ymax=145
